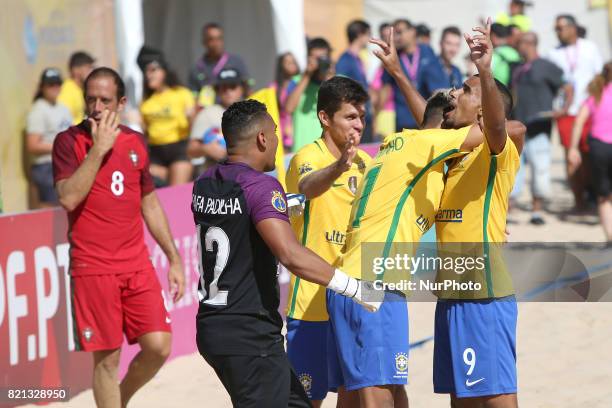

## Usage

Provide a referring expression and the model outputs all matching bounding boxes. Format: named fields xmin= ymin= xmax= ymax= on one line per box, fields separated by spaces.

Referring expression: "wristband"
xmin=327 ymin=269 xmax=358 ymax=298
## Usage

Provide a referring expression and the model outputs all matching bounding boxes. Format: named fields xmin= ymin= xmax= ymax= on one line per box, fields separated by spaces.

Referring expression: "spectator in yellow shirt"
xmin=138 ymin=46 xmax=195 ymax=186
xmin=57 ymin=51 xmax=95 ymax=124
xmin=496 ymin=0 xmax=533 ymax=32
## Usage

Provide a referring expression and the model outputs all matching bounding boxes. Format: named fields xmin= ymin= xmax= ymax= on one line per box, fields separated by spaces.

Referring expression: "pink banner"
xmin=0 ymin=183 xmax=202 ymax=404
xmin=118 ymin=183 xmax=200 ymax=375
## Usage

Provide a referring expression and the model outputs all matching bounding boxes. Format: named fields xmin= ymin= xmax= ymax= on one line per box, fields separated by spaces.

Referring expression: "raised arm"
xmin=370 ymin=27 xmax=427 ymax=127
xmin=298 ymin=139 xmax=356 ymax=199
xmin=465 ymin=18 xmax=507 ymax=154
xmin=141 ymin=190 xmax=185 ymax=302
xmin=55 ymin=110 xmax=119 ymax=211
xmin=458 ymin=119 xmax=525 ymax=154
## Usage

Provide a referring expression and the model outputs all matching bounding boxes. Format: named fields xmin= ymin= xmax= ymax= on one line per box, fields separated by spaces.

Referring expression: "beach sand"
xmin=24 ymin=142 xmax=611 ymax=407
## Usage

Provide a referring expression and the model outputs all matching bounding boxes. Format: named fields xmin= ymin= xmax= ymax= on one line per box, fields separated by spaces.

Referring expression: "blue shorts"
xmin=31 ymin=162 xmax=58 ymax=203
xmin=286 ymin=318 xmax=333 ymax=400
xmin=434 ymin=296 xmax=517 ymax=398
xmin=326 ymin=289 xmax=409 ymax=391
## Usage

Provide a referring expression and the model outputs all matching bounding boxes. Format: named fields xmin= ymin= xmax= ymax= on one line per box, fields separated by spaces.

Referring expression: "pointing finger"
xmin=388 ymin=26 xmax=396 ymax=54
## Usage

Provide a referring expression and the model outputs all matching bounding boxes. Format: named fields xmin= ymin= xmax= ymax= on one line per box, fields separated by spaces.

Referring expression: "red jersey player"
xmin=52 ymin=67 xmax=185 ymax=407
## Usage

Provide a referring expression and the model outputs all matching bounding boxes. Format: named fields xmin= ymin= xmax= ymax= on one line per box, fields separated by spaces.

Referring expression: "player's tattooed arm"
xmin=141 ymin=191 xmax=185 ymax=302
xmin=56 ymin=110 xmax=120 ymax=211
xmin=370 ymin=26 xmax=427 ymax=127
xmin=465 ymin=18 xmax=507 ymax=154
xmin=298 ymin=139 xmax=356 ymax=199
xmin=257 ymin=218 xmax=380 ymax=312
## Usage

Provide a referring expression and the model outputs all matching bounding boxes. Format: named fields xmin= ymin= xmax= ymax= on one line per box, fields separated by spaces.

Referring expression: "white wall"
xmin=364 ymin=0 xmax=611 ymax=71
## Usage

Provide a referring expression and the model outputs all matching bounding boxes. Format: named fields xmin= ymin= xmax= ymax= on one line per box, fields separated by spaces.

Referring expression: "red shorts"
xmin=557 ymin=115 xmax=591 ymax=152
xmin=70 ymin=267 xmax=171 ymax=351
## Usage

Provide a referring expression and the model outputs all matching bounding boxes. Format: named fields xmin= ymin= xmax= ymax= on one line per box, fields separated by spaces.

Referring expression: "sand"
xmin=23 ymin=142 xmax=612 ymax=407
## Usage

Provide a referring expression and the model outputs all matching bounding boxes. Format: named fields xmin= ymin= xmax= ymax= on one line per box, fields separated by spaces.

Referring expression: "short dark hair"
xmin=84 ymin=67 xmax=125 ymax=100
xmin=379 ymin=22 xmax=390 ymax=37
xmin=441 ymin=26 xmax=461 ymax=41
xmin=393 ymin=19 xmax=413 ymax=30
xmin=416 ymin=24 xmax=431 ymax=38
xmin=221 ymin=99 xmax=269 ymax=148
xmin=69 ymin=51 xmax=94 ymax=69
xmin=557 ymin=14 xmax=577 ymax=27
xmin=307 ymin=37 xmax=331 ymax=54
xmin=422 ymin=89 xmax=452 ymax=127
xmin=508 ymin=23 xmax=520 ymax=33
xmin=317 ymin=76 xmax=369 ymax=126
xmin=472 ymin=75 xmax=514 ymax=117
xmin=347 ymin=20 xmax=371 ymax=43
xmin=203 ymin=22 xmax=222 ymax=33
xmin=491 ymin=23 xmax=510 ymax=38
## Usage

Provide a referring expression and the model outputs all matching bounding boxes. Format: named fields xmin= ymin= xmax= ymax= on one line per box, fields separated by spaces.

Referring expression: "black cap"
xmin=40 ymin=68 xmax=63 ymax=85
xmin=68 ymin=51 xmax=95 ymax=69
xmin=416 ymin=24 xmax=431 ymax=37
xmin=137 ymin=45 xmax=167 ymax=72
xmin=215 ymin=67 xmax=245 ymax=87
xmin=512 ymin=0 xmax=533 ymax=6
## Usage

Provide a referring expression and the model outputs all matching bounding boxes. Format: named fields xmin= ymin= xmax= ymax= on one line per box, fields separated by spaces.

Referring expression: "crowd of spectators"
xmin=12 ymin=2 xmax=612 ymax=241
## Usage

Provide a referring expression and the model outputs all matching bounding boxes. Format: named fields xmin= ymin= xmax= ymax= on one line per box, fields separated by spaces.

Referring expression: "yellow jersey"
xmin=285 ymin=138 xmax=370 ymax=321
xmin=57 ymin=78 xmax=83 ymax=124
xmin=140 ymin=86 xmax=195 ymax=145
xmin=337 ymin=127 xmax=470 ymax=280
xmin=435 ymin=136 xmax=520 ymax=299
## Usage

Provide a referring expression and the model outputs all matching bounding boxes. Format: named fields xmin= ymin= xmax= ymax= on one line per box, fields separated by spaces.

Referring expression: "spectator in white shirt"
xmin=27 ymin=68 xmax=72 ymax=208
xmin=547 ymin=14 xmax=603 ymax=211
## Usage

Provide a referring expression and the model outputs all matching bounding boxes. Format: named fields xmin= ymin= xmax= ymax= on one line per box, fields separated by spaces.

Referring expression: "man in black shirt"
xmin=192 ymin=100 xmax=379 ymax=407
xmin=512 ymin=32 xmax=572 ymax=225
xmin=188 ymin=23 xmax=251 ymax=105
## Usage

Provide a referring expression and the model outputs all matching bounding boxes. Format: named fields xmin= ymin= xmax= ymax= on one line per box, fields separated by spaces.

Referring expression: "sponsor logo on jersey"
xmin=129 ymin=149 xmax=139 ymax=167
xmin=83 ymin=327 xmax=93 ymax=342
xmin=348 ymin=176 xmax=358 ymax=194
xmin=298 ymin=373 xmax=312 ymax=392
xmin=376 ymin=136 xmax=405 ymax=157
xmin=271 ymin=190 xmax=287 ymax=213
xmin=394 ymin=352 xmax=408 ymax=376
xmin=465 ymin=377 xmax=485 ymax=387
xmin=325 ymin=229 xmax=346 ymax=245
xmin=298 ymin=162 xmax=313 ymax=175
xmin=435 ymin=208 xmax=463 ymax=223
xmin=192 ymin=194 xmax=243 ymax=215
xmin=415 ymin=214 xmax=432 ymax=232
